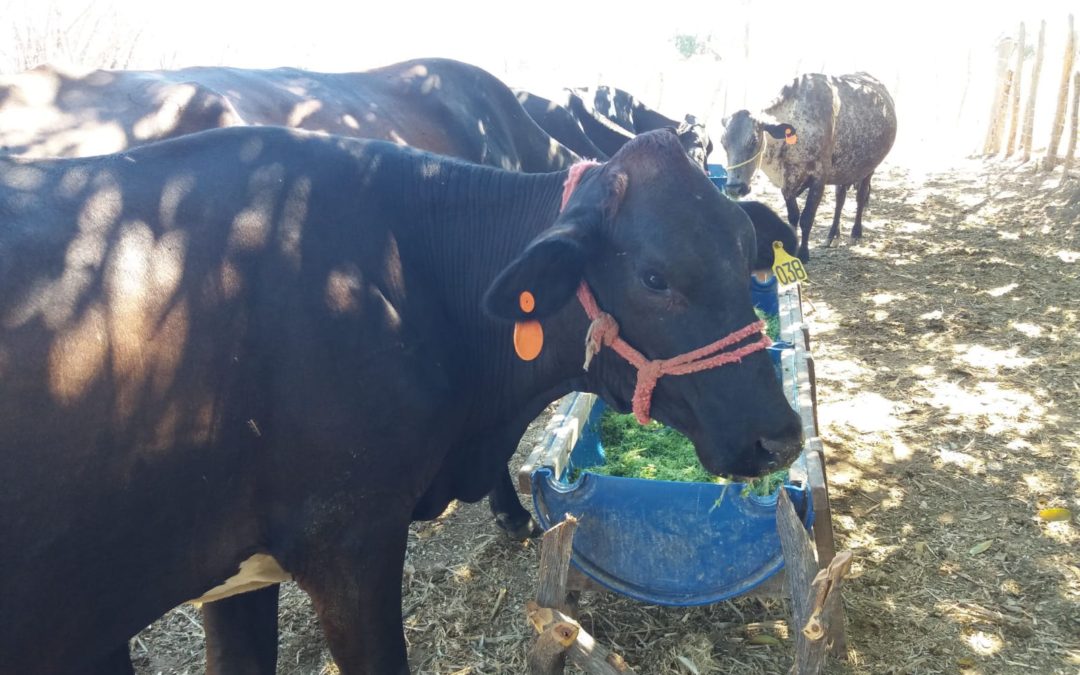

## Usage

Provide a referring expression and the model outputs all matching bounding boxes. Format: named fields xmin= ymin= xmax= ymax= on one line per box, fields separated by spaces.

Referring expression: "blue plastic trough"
xmin=707 ymin=163 xmax=729 ymax=191
xmin=520 ymin=283 xmax=824 ymax=606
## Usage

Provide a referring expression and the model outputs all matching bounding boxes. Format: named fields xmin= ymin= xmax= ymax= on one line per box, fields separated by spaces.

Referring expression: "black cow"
xmin=586 ymin=85 xmax=714 ymax=169
xmin=1 ymin=57 xmax=585 ymax=543
xmin=0 ymin=127 xmax=802 ymax=674
xmin=0 ymin=58 xmax=579 ymax=173
xmin=721 ymin=72 xmax=897 ymax=261
xmin=516 ymin=87 xmax=712 ymax=171
xmin=515 ymin=89 xmax=609 ymax=160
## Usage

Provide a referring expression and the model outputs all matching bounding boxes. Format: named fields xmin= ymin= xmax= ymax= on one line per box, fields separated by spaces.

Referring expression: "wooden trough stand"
xmin=521 ymin=285 xmax=851 ymax=674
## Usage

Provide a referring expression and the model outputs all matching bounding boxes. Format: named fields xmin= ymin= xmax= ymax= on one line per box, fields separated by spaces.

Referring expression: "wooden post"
xmin=526 ymin=603 xmax=579 ymax=675
xmin=993 ymin=70 xmax=1014 ymax=156
xmin=536 ymin=517 xmax=579 ymax=616
xmin=1062 ymin=71 xmax=1079 ymax=184
xmin=1005 ymin=22 xmax=1026 ymax=158
xmin=1045 ymin=14 xmax=1077 ymax=169
xmin=777 ymin=489 xmax=853 ymax=674
xmin=527 ymin=517 xmax=637 ymax=675
xmin=984 ymin=36 xmax=1015 ymax=155
xmin=1021 ymin=20 xmax=1047 ymax=163
xmin=778 ymin=489 xmax=826 ymax=674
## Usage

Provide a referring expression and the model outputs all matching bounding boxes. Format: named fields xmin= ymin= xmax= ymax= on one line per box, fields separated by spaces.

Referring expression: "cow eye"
xmin=641 ymin=271 xmax=669 ymax=292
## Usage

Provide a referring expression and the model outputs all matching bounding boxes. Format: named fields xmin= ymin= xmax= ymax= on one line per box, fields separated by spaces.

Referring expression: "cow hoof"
xmin=798 ymin=249 xmax=810 ymax=263
xmin=495 ymin=513 xmax=542 ymax=542
xmin=824 ymin=236 xmax=836 ymax=248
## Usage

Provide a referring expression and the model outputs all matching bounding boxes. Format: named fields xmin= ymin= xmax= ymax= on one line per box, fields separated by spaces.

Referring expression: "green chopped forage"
xmin=579 ymin=410 xmax=788 ymax=496
xmin=754 ymin=308 xmax=781 ymax=341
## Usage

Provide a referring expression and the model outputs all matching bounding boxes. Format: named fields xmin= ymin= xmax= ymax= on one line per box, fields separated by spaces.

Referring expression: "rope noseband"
xmin=561 ymin=161 xmax=770 ymax=424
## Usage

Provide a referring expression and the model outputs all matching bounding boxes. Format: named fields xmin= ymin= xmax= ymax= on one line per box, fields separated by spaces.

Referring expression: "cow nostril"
xmin=760 ymin=435 xmax=802 ymax=467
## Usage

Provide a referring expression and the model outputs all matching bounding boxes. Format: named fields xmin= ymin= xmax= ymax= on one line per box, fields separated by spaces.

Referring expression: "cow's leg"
xmin=852 ymin=173 xmax=873 ymax=242
xmin=796 ymin=178 xmax=826 ymax=263
xmin=784 ymin=195 xmax=801 ymax=229
xmin=203 ymin=585 xmax=280 ymax=675
xmin=300 ymin=522 xmax=411 ymax=675
xmin=80 ymin=643 xmax=135 ymax=675
xmin=825 ymin=184 xmax=848 ymax=248
xmin=488 ymin=468 xmax=541 ymax=541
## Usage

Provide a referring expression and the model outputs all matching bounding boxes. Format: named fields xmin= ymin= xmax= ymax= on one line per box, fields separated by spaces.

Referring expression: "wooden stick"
xmin=1045 ymin=14 xmax=1075 ymax=169
xmin=526 ymin=602 xmax=636 ymax=675
xmin=984 ymin=36 xmax=1015 ymax=155
xmin=526 ymin=601 xmax=579 ymax=675
xmin=1005 ymin=22 xmax=1026 ymax=158
xmin=805 ymin=551 xmax=853 ymax=659
xmin=536 ymin=516 xmax=578 ymax=615
xmin=777 ymin=489 xmax=826 ymax=675
xmin=1020 ymin=20 xmax=1046 ymax=163
xmin=1061 ymin=71 xmax=1079 ymax=184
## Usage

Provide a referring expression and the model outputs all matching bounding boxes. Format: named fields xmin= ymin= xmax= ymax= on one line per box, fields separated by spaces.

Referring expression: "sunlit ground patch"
xmin=819 ymin=390 xmax=906 ymax=434
xmin=922 ymin=379 xmax=1047 ymax=436
xmin=1009 ymin=322 xmax=1043 ymax=338
xmin=952 ymin=344 xmax=1035 ymax=373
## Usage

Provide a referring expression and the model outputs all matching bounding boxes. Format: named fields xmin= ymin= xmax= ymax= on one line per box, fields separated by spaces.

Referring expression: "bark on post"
xmin=984 ymin=36 xmax=1016 ymax=155
xmin=1005 ymin=22 xmax=1026 ymax=158
xmin=1021 ymin=20 xmax=1047 ymax=163
xmin=1061 ymin=71 xmax=1079 ymax=183
xmin=993 ymin=70 xmax=1014 ymax=156
xmin=527 ymin=517 xmax=637 ymax=675
xmin=777 ymin=489 xmax=824 ymax=674
xmin=1045 ymin=14 xmax=1076 ymax=169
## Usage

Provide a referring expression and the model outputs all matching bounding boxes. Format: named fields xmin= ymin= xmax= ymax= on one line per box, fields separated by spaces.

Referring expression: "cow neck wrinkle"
xmin=403 ymin=157 xmax=576 ymax=420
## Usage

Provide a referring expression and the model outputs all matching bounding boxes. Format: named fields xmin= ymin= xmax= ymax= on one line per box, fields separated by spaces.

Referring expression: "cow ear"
xmin=483 ymin=218 xmax=598 ymax=321
xmin=762 ymin=122 xmax=797 ymax=140
xmin=485 ymin=165 xmax=625 ymax=321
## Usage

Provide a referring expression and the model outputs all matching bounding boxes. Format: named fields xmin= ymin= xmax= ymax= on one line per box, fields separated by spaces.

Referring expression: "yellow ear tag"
xmin=513 ymin=291 xmax=543 ymax=361
xmin=785 ymin=128 xmax=798 ymax=145
xmin=771 ymin=241 xmax=808 ymax=286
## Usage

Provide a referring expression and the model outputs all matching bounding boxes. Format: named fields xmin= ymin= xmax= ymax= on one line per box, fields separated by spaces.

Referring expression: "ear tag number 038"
xmin=771 ymin=241 xmax=808 ymax=286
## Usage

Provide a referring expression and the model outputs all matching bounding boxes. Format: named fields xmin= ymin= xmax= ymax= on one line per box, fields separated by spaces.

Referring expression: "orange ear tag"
xmin=513 ymin=291 xmax=544 ymax=361
xmin=785 ymin=128 xmax=798 ymax=145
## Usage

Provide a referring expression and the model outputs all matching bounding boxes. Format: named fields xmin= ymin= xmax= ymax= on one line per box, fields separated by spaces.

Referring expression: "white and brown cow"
xmin=721 ymin=72 xmax=897 ymax=261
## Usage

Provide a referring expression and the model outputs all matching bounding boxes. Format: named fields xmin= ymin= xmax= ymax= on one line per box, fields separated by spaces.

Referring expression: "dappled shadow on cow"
xmin=0 ymin=126 xmax=800 ymax=674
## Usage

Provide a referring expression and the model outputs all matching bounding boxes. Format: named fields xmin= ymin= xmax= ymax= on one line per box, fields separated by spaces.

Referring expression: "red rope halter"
xmin=562 ymin=160 xmax=770 ymax=424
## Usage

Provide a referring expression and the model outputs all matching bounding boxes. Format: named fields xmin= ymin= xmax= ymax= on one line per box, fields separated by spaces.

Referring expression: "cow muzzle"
xmin=758 ymin=434 xmax=802 ymax=471
xmin=725 ymin=182 xmax=751 ymax=198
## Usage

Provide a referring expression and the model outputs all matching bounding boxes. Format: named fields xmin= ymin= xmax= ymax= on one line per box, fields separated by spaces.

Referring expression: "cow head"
xmin=484 ymin=129 xmax=802 ymax=478
xmin=720 ymin=110 xmax=795 ymax=198
xmin=676 ymin=114 xmax=713 ymax=172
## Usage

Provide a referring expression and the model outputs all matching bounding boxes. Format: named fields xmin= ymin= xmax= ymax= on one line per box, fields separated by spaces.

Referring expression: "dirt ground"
xmin=133 ymin=159 xmax=1080 ymax=674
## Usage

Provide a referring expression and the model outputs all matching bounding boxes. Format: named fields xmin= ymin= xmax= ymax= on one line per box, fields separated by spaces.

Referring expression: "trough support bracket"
xmin=778 ymin=489 xmax=853 ymax=674
xmin=526 ymin=516 xmax=637 ymax=675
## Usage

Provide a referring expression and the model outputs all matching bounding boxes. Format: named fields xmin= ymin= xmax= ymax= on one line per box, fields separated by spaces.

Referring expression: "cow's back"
xmin=760 ymin=74 xmax=839 ymax=187
xmin=0 ymin=65 xmax=244 ymax=158
xmin=0 ymin=60 xmax=579 ymax=172
xmin=762 ymin=72 xmax=895 ymax=186
xmin=829 ymin=73 xmax=896 ymax=182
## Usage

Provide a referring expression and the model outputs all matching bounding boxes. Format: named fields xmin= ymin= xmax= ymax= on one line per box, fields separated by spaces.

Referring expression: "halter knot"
xmin=583 ymin=312 xmax=619 ymax=371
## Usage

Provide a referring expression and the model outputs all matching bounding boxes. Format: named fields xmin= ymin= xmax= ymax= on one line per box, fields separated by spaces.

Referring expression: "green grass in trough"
xmin=582 ymin=409 xmax=788 ymax=496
